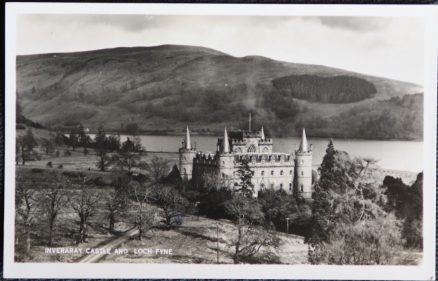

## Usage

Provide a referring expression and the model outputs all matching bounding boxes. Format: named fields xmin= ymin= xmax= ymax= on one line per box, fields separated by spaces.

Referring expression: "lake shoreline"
xmin=97 ymin=131 xmax=423 ymax=142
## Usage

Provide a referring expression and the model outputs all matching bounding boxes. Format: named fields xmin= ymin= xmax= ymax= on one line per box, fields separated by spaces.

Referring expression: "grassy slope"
xmin=17 ymin=45 xmax=423 ymax=138
xmin=16 ymin=163 xmax=307 ymax=264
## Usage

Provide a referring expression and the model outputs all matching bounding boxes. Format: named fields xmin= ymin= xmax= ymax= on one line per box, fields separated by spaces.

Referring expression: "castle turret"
xmin=261 ymin=126 xmax=265 ymax=140
xmin=219 ymin=127 xmax=234 ymax=181
xmin=295 ymin=128 xmax=312 ymax=199
xmin=179 ymin=126 xmax=196 ymax=180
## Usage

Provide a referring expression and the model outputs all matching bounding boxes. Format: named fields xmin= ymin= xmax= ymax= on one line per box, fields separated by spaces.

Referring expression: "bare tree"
xmin=105 ymin=180 xmax=128 ymax=233
xmin=225 ymin=194 xmax=280 ymax=263
xmin=128 ymin=181 xmax=155 ymax=240
xmin=150 ymin=185 xmax=188 ymax=229
xmin=145 ymin=156 xmax=169 ymax=186
xmin=16 ymin=179 xmax=37 ymax=256
xmin=39 ymin=175 xmax=67 ymax=246
xmin=71 ymin=179 xmax=100 ymax=243
xmin=225 ymin=160 xmax=280 ymax=263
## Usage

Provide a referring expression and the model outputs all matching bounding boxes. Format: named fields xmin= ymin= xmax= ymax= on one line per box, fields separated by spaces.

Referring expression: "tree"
xmin=107 ymin=134 xmax=121 ymax=151
xmin=54 ymin=128 xmax=64 ymax=147
xmin=226 ymin=159 xmax=280 ymax=263
xmin=234 ymin=159 xmax=255 ymax=198
xmin=71 ymin=178 xmax=100 ymax=243
xmin=128 ymin=180 xmax=155 ymax=240
xmin=78 ymin=124 xmax=91 ymax=148
xmin=94 ymin=126 xmax=112 ymax=172
xmin=113 ymin=138 xmax=144 ymax=173
xmin=145 ymin=156 xmax=169 ymax=186
xmin=16 ymin=178 xmax=37 ymax=257
xmin=225 ymin=194 xmax=280 ymax=263
xmin=41 ymin=138 xmax=55 ymax=155
xmin=68 ymin=129 xmax=79 ymax=151
xmin=258 ymin=188 xmax=310 ymax=234
xmin=383 ymin=172 xmax=423 ymax=249
xmin=150 ymin=185 xmax=188 ymax=229
xmin=133 ymin=136 xmax=143 ymax=152
xmin=17 ymin=129 xmax=38 ymax=165
xmin=125 ymin=123 xmax=139 ymax=137
xmin=105 ymin=175 xmax=129 ymax=233
xmin=39 ymin=175 xmax=67 ymax=246
xmin=308 ymin=140 xmax=405 ymax=265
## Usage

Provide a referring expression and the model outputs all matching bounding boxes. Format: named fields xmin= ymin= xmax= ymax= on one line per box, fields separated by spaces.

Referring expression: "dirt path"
xmin=77 ymin=228 xmax=139 ymax=263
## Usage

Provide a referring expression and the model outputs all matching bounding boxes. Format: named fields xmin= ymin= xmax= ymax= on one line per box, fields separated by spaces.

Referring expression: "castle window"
xmin=300 ymin=185 xmax=303 ymax=192
xmin=289 ymin=183 xmax=292 ymax=191
xmin=301 ymin=171 xmax=304 ymax=176
xmin=280 ymin=183 xmax=283 ymax=189
xmin=301 ymin=159 xmax=304 ymax=164
xmin=222 ymin=161 xmax=225 ymax=165
xmin=290 ymin=170 xmax=293 ymax=175
xmin=271 ymin=170 xmax=274 ymax=176
xmin=248 ymin=145 xmax=256 ymax=153
xmin=222 ymin=173 xmax=225 ymax=178
xmin=280 ymin=170 xmax=284 ymax=176
xmin=261 ymin=171 xmax=265 ymax=176
xmin=260 ymin=183 xmax=265 ymax=190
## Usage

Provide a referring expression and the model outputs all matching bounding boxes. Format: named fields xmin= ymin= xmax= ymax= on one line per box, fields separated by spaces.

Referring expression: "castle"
xmin=179 ymin=118 xmax=313 ymax=199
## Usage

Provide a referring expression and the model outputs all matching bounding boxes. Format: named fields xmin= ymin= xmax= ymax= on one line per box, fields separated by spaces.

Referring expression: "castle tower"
xmin=219 ymin=127 xmax=234 ymax=182
xmin=179 ymin=126 xmax=196 ymax=180
xmin=295 ymin=128 xmax=313 ymax=199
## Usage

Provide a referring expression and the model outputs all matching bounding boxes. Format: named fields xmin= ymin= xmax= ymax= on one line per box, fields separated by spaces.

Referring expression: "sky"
xmin=16 ymin=14 xmax=424 ymax=84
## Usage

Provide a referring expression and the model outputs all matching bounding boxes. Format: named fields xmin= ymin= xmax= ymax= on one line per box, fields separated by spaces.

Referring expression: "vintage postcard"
xmin=3 ymin=3 xmax=437 ymax=279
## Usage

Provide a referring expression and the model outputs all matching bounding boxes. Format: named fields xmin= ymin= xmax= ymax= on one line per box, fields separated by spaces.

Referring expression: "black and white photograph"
xmin=4 ymin=3 xmax=437 ymax=280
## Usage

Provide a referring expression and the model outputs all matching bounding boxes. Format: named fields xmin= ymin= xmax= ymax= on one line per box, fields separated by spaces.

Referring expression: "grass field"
xmin=101 ymin=215 xmax=308 ymax=264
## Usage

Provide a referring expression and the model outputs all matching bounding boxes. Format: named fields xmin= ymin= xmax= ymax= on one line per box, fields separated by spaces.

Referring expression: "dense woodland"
xmin=296 ymin=93 xmax=423 ymax=140
xmin=272 ymin=75 xmax=377 ymax=103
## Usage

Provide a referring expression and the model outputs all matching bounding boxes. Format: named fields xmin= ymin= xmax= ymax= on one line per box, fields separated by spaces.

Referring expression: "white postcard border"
xmin=4 ymin=3 xmax=438 ymax=279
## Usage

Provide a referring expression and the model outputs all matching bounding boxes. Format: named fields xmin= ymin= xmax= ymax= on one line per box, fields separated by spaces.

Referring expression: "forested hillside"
xmin=16 ymin=45 xmax=423 ymax=139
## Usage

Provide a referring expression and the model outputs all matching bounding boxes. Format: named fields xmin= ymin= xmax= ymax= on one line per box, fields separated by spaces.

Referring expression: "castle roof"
xmin=223 ymin=127 xmax=230 ymax=153
xmin=185 ymin=126 xmax=191 ymax=149
xmin=298 ymin=128 xmax=309 ymax=152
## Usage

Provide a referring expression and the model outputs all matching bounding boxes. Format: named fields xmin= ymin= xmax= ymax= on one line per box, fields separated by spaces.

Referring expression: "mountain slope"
xmin=16 ymin=45 xmax=423 ymax=139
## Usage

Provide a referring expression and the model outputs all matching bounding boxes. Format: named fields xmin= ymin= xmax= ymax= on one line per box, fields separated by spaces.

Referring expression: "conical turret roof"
xmin=298 ymin=128 xmax=309 ymax=152
xmin=223 ymin=127 xmax=230 ymax=153
xmin=185 ymin=126 xmax=191 ymax=149
xmin=261 ymin=126 xmax=265 ymax=140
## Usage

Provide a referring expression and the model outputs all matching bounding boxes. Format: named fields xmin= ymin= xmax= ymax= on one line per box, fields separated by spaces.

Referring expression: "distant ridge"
xmin=16 ymin=44 xmax=423 ymax=140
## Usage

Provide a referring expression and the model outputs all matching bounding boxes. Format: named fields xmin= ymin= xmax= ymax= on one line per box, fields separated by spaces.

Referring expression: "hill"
xmin=16 ymin=45 xmax=423 ymax=139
